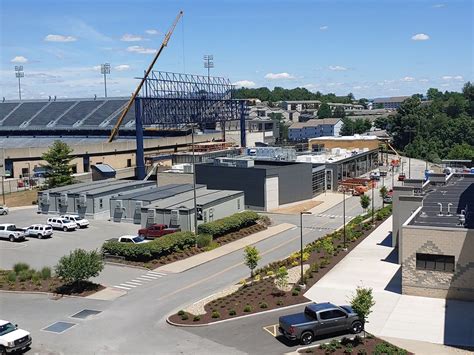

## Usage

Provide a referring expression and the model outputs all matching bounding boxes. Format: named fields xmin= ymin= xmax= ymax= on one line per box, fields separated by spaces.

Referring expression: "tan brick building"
xmin=396 ymin=174 xmax=474 ymax=301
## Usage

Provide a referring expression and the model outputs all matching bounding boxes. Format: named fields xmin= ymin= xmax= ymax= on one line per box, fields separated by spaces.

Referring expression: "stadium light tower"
xmin=14 ymin=66 xmax=24 ymax=100
xmin=101 ymin=63 xmax=111 ymax=98
xmin=203 ymin=55 xmax=214 ymax=79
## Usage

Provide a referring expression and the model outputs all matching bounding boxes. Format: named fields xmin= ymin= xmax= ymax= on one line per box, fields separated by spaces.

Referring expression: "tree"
xmin=321 ymin=237 xmax=334 ymax=256
xmin=360 ymin=195 xmax=370 ymax=211
xmin=427 ymin=88 xmax=442 ymax=101
xmin=447 ymin=143 xmax=474 ymax=161
xmin=42 ymin=140 xmax=74 ymax=188
xmin=333 ymin=106 xmax=346 ymax=118
xmin=274 ymin=266 xmax=289 ymax=294
xmin=244 ymin=246 xmax=261 ymax=277
xmin=317 ymin=103 xmax=332 ymax=119
xmin=379 ymin=186 xmax=388 ymax=199
xmin=350 ymin=286 xmax=375 ymax=335
xmin=55 ymin=249 xmax=104 ymax=286
xmin=340 ymin=118 xmax=354 ymax=136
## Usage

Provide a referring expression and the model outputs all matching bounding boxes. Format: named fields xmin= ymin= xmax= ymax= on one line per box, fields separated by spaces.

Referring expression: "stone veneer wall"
xmin=401 ymin=226 xmax=474 ymax=301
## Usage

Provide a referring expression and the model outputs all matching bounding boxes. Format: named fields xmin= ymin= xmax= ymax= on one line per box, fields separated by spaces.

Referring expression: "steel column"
xmin=135 ymin=99 xmax=146 ymax=179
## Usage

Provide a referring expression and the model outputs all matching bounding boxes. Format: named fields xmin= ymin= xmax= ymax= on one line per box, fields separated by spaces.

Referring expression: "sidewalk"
xmin=309 ymin=191 xmax=347 ymax=215
xmin=304 ymin=217 xmax=474 ymax=350
xmin=154 ymin=223 xmax=294 ymax=273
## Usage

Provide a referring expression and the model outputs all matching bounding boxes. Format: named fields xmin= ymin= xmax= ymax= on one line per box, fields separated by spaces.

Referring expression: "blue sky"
xmin=1 ymin=0 xmax=472 ymax=99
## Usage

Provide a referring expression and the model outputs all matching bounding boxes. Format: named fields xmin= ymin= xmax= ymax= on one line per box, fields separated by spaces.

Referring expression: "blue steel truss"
xmin=134 ymin=71 xmax=248 ymax=179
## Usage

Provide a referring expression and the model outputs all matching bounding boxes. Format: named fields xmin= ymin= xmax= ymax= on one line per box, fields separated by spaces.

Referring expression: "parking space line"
xmin=262 ymin=324 xmax=279 ymax=337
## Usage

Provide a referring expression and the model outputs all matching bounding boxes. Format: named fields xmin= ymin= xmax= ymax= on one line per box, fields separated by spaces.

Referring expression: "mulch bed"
xmin=0 ymin=271 xmax=104 ymax=297
xmin=106 ymin=222 xmax=268 ymax=269
xmin=170 ymin=215 xmax=389 ymax=325
xmin=298 ymin=335 xmax=412 ymax=354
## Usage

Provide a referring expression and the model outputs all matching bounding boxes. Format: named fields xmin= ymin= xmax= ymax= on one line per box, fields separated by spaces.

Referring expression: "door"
xmin=318 ymin=310 xmax=348 ymax=335
xmin=265 ymin=176 xmax=279 ymax=211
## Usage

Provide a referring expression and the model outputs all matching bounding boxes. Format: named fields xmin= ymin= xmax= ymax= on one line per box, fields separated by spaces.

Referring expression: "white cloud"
xmin=433 ymin=4 xmax=445 ymax=8
xmin=11 ymin=56 xmax=28 ymax=63
xmin=145 ymin=29 xmax=159 ymax=35
xmin=115 ymin=64 xmax=131 ymax=71
xmin=419 ymin=78 xmax=429 ymax=82
xmin=121 ymin=34 xmax=144 ymax=42
xmin=264 ymin=72 xmax=295 ymax=80
xmin=232 ymin=80 xmax=256 ymax=88
xmin=442 ymin=75 xmax=463 ymax=81
xmin=126 ymin=45 xmax=156 ymax=54
xmin=328 ymin=65 xmax=347 ymax=71
xmin=401 ymin=76 xmax=415 ymax=82
xmin=352 ymin=86 xmax=362 ymax=89
xmin=411 ymin=33 xmax=430 ymax=41
xmin=327 ymin=82 xmax=343 ymax=87
xmin=92 ymin=65 xmax=101 ymax=71
xmin=44 ymin=34 xmax=77 ymax=42
xmin=319 ymin=25 xmax=328 ymax=31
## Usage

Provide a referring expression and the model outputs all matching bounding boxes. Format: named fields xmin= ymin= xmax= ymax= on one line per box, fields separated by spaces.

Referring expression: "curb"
xmin=166 ymin=301 xmax=312 ymax=327
xmin=104 ymin=261 xmax=151 ymax=271
xmin=0 ymin=289 xmax=86 ymax=299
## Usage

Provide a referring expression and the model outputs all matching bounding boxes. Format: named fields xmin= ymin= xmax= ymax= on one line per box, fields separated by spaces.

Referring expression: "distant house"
xmin=288 ymin=118 xmax=342 ymax=141
xmin=372 ymin=96 xmax=410 ymax=110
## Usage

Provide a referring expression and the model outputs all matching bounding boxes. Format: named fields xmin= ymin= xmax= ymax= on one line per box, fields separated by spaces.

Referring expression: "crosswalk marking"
xmin=113 ymin=271 xmax=167 ymax=292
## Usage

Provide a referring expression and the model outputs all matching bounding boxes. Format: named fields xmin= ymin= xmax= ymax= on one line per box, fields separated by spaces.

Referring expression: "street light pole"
xmin=342 ymin=190 xmax=347 ymax=250
xmin=371 ymin=182 xmax=374 ymax=224
xmin=191 ymin=125 xmax=198 ymax=239
xmin=14 ymin=66 xmax=24 ymax=100
xmin=300 ymin=211 xmax=311 ymax=288
xmin=100 ymin=63 xmax=110 ymax=98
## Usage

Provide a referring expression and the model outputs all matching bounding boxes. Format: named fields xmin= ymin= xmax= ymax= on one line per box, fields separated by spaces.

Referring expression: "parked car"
xmin=369 ymin=172 xmax=380 ymax=181
xmin=46 ymin=218 xmax=77 ymax=232
xmin=279 ymin=302 xmax=363 ymax=345
xmin=60 ymin=214 xmax=90 ymax=229
xmin=398 ymin=173 xmax=406 ymax=181
xmin=24 ymin=224 xmax=53 ymax=239
xmin=110 ymin=235 xmax=150 ymax=244
xmin=0 ymin=224 xmax=26 ymax=242
xmin=0 ymin=206 xmax=9 ymax=216
xmin=0 ymin=320 xmax=32 ymax=354
xmin=383 ymin=196 xmax=393 ymax=204
xmin=138 ymin=224 xmax=180 ymax=239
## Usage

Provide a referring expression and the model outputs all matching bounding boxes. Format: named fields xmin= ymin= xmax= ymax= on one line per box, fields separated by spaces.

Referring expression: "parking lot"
xmin=0 ymin=207 xmax=141 ymax=284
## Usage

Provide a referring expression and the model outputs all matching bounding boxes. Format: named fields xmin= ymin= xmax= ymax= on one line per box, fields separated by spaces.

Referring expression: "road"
xmin=0 ymin=161 xmax=426 ymax=354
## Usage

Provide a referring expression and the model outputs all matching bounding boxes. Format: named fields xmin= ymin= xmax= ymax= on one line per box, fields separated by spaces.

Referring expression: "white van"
xmin=60 ymin=214 xmax=90 ymax=229
xmin=47 ymin=218 xmax=77 ymax=232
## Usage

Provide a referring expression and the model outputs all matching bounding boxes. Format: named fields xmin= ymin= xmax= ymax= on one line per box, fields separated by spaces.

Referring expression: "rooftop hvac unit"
xmin=146 ymin=209 xmax=156 ymax=226
xmin=78 ymin=194 xmax=87 ymax=207
xmin=170 ymin=209 xmax=179 ymax=225
xmin=59 ymin=193 xmax=68 ymax=206
xmin=113 ymin=200 xmax=123 ymax=210
xmin=134 ymin=201 xmax=143 ymax=211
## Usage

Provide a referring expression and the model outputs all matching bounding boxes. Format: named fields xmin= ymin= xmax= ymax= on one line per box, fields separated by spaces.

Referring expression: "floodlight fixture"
xmin=100 ymin=63 xmax=111 ymax=97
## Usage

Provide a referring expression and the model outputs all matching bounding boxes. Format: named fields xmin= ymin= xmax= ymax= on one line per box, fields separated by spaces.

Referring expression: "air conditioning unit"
xmin=134 ymin=201 xmax=143 ymax=212
xmin=146 ymin=209 xmax=156 ymax=226
xmin=114 ymin=200 xmax=123 ymax=210
xmin=41 ymin=192 xmax=50 ymax=205
xmin=170 ymin=209 xmax=179 ymax=225
xmin=78 ymin=194 xmax=87 ymax=207
xmin=59 ymin=193 xmax=68 ymax=206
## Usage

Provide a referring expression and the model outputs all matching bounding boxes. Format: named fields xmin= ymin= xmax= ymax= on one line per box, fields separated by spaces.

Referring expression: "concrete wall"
xmin=391 ymin=186 xmax=422 ymax=248
xmin=401 ymin=225 xmax=474 ymax=301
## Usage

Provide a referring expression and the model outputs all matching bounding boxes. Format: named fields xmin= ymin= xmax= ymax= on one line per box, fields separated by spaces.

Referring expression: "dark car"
xmin=279 ymin=303 xmax=363 ymax=345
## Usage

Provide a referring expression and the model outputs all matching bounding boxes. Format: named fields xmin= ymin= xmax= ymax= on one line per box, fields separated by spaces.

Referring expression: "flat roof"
xmin=112 ymin=183 xmax=205 ymax=202
xmin=310 ymin=134 xmax=379 ymax=141
xmin=147 ymin=188 xmax=243 ymax=210
xmin=44 ymin=179 xmax=124 ymax=194
xmin=409 ymin=174 xmax=474 ymax=229
xmin=84 ymin=180 xmax=155 ymax=196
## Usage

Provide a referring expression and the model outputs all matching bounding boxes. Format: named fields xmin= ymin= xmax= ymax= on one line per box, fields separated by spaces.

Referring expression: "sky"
xmin=0 ymin=0 xmax=473 ymax=100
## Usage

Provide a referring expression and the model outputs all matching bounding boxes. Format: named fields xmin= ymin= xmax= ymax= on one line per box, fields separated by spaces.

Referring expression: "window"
xmin=237 ymin=199 xmax=241 ymax=210
xmin=319 ymin=311 xmax=332 ymax=320
xmin=331 ymin=310 xmax=347 ymax=318
xmin=127 ymin=159 xmax=132 ymax=168
xmin=99 ymin=199 xmax=103 ymax=209
xmin=416 ymin=253 xmax=455 ymax=272
xmin=304 ymin=308 xmax=317 ymax=319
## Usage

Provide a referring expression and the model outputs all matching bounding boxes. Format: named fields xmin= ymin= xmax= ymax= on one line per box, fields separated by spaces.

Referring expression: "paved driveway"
xmin=304 ymin=217 xmax=474 ymax=348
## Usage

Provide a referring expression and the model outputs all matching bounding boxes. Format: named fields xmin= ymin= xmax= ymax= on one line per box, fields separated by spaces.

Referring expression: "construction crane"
xmin=108 ymin=10 xmax=184 ymax=142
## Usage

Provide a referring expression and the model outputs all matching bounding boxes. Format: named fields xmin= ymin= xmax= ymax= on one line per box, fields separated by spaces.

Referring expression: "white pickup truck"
xmin=114 ymin=235 xmax=150 ymax=244
xmin=0 ymin=320 xmax=32 ymax=354
xmin=0 ymin=224 xmax=26 ymax=242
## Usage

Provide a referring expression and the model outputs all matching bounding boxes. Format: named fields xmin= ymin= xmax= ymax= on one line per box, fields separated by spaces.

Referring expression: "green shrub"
xmin=344 ymin=344 xmax=353 ymax=354
xmin=13 ymin=262 xmax=30 ymax=274
xmin=40 ymin=266 xmax=52 ymax=280
xmin=55 ymin=249 xmax=104 ymax=284
xmin=374 ymin=342 xmax=407 ymax=355
xmin=259 ymin=302 xmax=268 ymax=309
xmin=177 ymin=310 xmax=185 ymax=316
xmin=292 ymin=289 xmax=300 ymax=296
xmin=211 ymin=310 xmax=220 ymax=319
xmin=196 ymin=234 xmax=212 ymax=248
xmin=228 ymin=309 xmax=236 ymax=316
xmin=205 ymin=241 xmax=219 ymax=251
xmin=18 ymin=270 xmax=32 ymax=282
xmin=357 ymin=349 xmax=367 ymax=355
xmin=193 ymin=315 xmax=200 ymax=322
xmin=181 ymin=313 xmax=188 ymax=320
xmin=7 ymin=271 xmax=16 ymax=283
xmin=31 ymin=272 xmax=41 ymax=283
xmin=243 ymin=304 xmax=252 ymax=312
xmin=102 ymin=231 xmax=196 ymax=261
xmin=276 ymin=299 xmax=284 ymax=306
xmin=197 ymin=211 xmax=259 ymax=237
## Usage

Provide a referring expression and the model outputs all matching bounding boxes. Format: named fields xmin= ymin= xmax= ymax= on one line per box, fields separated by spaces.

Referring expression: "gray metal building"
xmin=195 ymin=158 xmax=315 ymax=211
xmin=110 ymin=183 xmax=206 ymax=224
xmin=38 ymin=179 xmax=155 ymax=219
xmin=141 ymin=187 xmax=245 ymax=231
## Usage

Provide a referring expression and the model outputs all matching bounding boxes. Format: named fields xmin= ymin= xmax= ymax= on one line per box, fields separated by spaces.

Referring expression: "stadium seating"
xmin=28 ymin=101 xmax=77 ymax=126
xmin=0 ymin=103 xmax=19 ymax=121
xmin=1 ymin=102 xmax=48 ymax=126
xmin=82 ymin=99 xmax=127 ymax=126
xmin=55 ymin=100 xmax=104 ymax=126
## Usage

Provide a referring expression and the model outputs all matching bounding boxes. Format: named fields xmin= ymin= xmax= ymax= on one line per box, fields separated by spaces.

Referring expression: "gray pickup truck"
xmin=279 ymin=302 xmax=363 ymax=345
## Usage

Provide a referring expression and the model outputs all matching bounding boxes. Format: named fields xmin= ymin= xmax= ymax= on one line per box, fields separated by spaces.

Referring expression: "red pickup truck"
xmin=138 ymin=224 xmax=180 ymax=239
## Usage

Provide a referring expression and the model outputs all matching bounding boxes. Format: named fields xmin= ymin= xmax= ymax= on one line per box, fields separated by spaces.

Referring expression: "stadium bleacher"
xmin=0 ymin=102 xmax=20 ymax=121
xmin=28 ymin=101 xmax=77 ymax=126
xmin=82 ymin=99 xmax=127 ymax=126
xmin=55 ymin=100 xmax=104 ymax=126
xmin=1 ymin=102 xmax=48 ymax=127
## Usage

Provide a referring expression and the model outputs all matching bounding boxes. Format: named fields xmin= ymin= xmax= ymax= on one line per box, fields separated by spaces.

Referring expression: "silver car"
xmin=0 ymin=206 xmax=8 ymax=216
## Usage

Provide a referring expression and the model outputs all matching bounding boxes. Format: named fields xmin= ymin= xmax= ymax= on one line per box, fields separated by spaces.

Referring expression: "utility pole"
xmin=342 ymin=189 xmax=347 ymax=250
xmin=101 ymin=63 xmax=111 ymax=98
xmin=300 ymin=211 xmax=311 ymax=288
xmin=15 ymin=66 xmax=24 ymax=100
xmin=191 ymin=125 xmax=198 ymax=239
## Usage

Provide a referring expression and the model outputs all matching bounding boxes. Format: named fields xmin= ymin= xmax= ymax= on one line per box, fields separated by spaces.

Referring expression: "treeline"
xmin=233 ymin=86 xmax=362 ymax=105
xmin=375 ymin=83 xmax=474 ymax=162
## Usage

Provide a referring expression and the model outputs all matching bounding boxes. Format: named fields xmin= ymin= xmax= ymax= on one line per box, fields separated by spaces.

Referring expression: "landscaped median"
xmin=168 ymin=205 xmax=393 ymax=325
xmin=102 ymin=211 xmax=270 ymax=269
